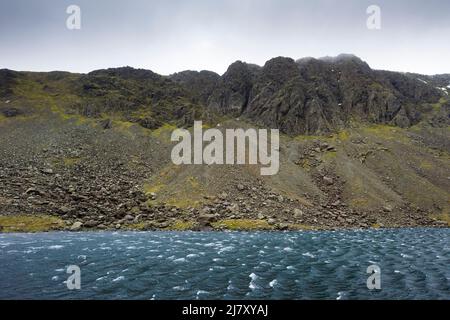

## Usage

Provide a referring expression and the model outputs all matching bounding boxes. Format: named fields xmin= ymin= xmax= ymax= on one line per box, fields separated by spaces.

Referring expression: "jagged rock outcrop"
xmin=0 ymin=69 xmax=18 ymax=98
xmin=206 ymin=61 xmax=261 ymax=116
xmin=73 ymin=66 xmax=210 ymax=128
xmin=186 ymin=54 xmax=442 ymax=134
xmin=169 ymin=70 xmax=220 ymax=105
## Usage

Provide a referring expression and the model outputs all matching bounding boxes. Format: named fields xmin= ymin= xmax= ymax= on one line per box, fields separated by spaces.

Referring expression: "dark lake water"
xmin=0 ymin=229 xmax=449 ymax=300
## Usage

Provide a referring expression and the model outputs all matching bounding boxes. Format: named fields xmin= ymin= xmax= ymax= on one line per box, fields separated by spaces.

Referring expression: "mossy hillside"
xmin=150 ymin=123 xmax=178 ymax=142
xmin=7 ymin=70 xmax=218 ymax=135
xmin=76 ymin=69 xmax=216 ymax=130
xmin=360 ymin=124 xmax=411 ymax=143
xmin=432 ymin=212 xmax=450 ymax=226
xmin=50 ymin=156 xmax=83 ymax=168
xmin=362 ymin=131 xmax=449 ymax=202
xmin=293 ymin=129 xmax=350 ymax=148
xmin=144 ymin=164 xmax=209 ymax=209
xmin=335 ymin=125 xmax=450 ymax=214
xmin=340 ymin=164 xmax=401 ymax=210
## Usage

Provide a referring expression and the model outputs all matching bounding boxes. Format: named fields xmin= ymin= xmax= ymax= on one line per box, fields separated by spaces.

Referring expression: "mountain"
xmin=175 ymin=54 xmax=442 ymax=134
xmin=0 ymin=55 xmax=449 ymax=232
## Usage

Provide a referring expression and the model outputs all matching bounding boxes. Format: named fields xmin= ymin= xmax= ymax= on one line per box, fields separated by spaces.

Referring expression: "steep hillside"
xmin=0 ymin=55 xmax=449 ymax=232
xmin=203 ymin=54 xmax=441 ymax=135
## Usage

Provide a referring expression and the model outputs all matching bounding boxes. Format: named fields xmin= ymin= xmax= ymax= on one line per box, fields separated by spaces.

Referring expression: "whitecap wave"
xmin=112 ymin=276 xmax=125 ymax=282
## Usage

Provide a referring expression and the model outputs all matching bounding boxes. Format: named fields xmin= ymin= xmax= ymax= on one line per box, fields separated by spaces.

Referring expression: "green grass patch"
xmin=299 ymin=159 xmax=311 ymax=171
xmin=63 ymin=157 xmax=82 ymax=167
xmin=151 ymin=123 xmax=177 ymax=137
xmin=431 ymin=212 xmax=450 ymax=226
xmin=287 ymin=224 xmax=315 ymax=231
xmin=337 ymin=130 xmax=350 ymax=141
xmin=350 ymin=198 xmax=370 ymax=208
xmin=322 ymin=151 xmax=337 ymax=161
xmin=419 ymin=160 xmax=433 ymax=170
xmin=0 ymin=215 xmax=65 ymax=233
xmin=165 ymin=220 xmax=195 ymax=231
xmin=212 ymin=219 xmax=273 ymax=231
xmin=125 ymin=222 xmax=148 ymax=231
xmin=361 ymin=124 xmax=408 ymax=142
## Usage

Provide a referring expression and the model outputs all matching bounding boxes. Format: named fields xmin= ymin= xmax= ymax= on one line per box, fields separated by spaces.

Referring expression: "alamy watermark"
xmin=366 ymin=5 xmax=381 ymax=30
xmin=66 ymin=5 xmax=81 ymax=30
xmin=366 ymin=264 xmax=381 ymax=290
xmin=171 ymin=121 xmax=280 ymax=176
xmin=66 ymin=265 xmax=81 ymax=290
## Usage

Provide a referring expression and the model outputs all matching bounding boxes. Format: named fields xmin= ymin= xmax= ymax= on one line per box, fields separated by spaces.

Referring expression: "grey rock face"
xmin=178 ymin=55 xmax=442 ymax=135
xmin=207 ymin=61 xmax=261 ymax=116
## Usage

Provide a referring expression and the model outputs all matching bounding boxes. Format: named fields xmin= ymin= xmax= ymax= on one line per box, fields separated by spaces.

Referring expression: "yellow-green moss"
xmin=144 ymin=171 xmax=206 ymax=209
xmin=322 ymin=151 xmax=337 ymax=161
xmin=419 ymin=160 xmax=433 ymax=170
xmin=143 ymin=182 xmax=164 ymax=195
xmin=299 ymin=159 xmax=311 ymax=170
xmin=369 ymin=82 xmax=385 ymax=91
xmin=49 ymin=101 xmax=96 ymax=127
xmin=431 ymin=212 xmax=450 ymax=226
xmin=165 ymin=220 xmax=195 ymax=231
xmin=151 ymin=123 xmax=177 ymax=141
xmin=212 ymin=219 xmax=273 ymax=231
xmin=350 ymin=198 xmax=370 ymax=208
xmin=166 ymin=198 xmax=203 ymax=209
xmin=0 ymin=215 xmax=65 ymax=233
xmin=294 ymin=134 xmax=335 ymax=143
xmin=287 ymin=224 xmax=315 ymax=231
xmin=430 ymin=97 xmax=448 ymax=112
xmin=112 ymin=120 xmax=136 ymax=131
xmin=187 ymin=176 xmax=200 ymax=188
xmin=63 ymin=157 xmax=81 ymax=167
xmin=130 ymin=108 xmax=153 ymax=120
xmin=13 ymin=78 xmax=49 ymax=104
xmin=337 ymin=130 xmax=350 ymax=141
xmin=361 ymin=124 xmax=409 ymax=143
xmin=125 ymin=222 xmax=148 ymax=231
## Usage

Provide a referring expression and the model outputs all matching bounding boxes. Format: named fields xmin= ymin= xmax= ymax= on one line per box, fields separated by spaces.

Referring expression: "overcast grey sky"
xmin=0 ymin=0 xmax=449 ymax=75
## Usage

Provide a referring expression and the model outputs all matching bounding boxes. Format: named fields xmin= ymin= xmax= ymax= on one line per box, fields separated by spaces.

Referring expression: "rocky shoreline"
xmin=0 ymin=215 xmax=448 ymax=233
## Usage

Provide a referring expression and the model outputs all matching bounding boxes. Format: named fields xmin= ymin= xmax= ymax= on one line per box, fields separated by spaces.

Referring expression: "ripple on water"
xmin=0 ymin=229 xmax=449 ymax=300
xmin=112 ymin=276 xmax=125 ymax=282
xmin=48 ymin=245 xmax=64 ymax=250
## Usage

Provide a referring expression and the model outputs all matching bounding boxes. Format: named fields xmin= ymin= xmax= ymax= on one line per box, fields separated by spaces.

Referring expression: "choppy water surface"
xmin=0 ymin=228 xmax=449 ymax=299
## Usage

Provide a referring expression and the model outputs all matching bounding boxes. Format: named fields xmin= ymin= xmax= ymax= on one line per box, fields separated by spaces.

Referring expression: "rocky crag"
xmin=0 ymin=54 xmax=449 ymax=232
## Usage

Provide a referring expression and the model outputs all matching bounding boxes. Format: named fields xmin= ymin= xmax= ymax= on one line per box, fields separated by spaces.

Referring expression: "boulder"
xmin=84 ymin=220 xmax=98 ymax=228
xmin=1 ymin=107 xmax=23 ymax=117
xmin=293 ymin=208 xmax=303 ymax=218
xmin=70 ymin=222 xmax=83 ymax=231
xmin=323 ymin=176 xmax=334 ymax=185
